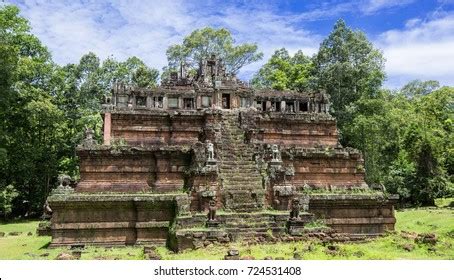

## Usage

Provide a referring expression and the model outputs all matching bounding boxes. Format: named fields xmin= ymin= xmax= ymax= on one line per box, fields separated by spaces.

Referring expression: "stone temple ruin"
xmin=47 ymin=56 xmax=397 ymax=250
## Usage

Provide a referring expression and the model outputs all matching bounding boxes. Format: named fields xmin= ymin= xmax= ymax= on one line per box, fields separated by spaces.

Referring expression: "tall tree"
xmin=52 ymin=54 xmax=159 ymax=176
xmin=251 ymin=48 xmax=314 ymax=91
xmin=166 ymin=27 xmax=263 ymax=75
xmin=0 ymin=5 xmax=66 ymax=215
xmin=313 ymin=19 xmax=385 ymax=142
xmin=400 ymin=79 xmax=440 ymax=98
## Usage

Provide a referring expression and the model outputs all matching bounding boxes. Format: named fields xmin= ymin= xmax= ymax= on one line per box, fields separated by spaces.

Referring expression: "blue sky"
xmin=7 ymin=0 xmax=454 ymax=88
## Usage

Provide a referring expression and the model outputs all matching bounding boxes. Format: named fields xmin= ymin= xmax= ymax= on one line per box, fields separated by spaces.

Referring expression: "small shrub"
xmin=0 ymin=185 xmax=19 ymax=220
xmin=304 ymin=219 xmax=327 ymax=229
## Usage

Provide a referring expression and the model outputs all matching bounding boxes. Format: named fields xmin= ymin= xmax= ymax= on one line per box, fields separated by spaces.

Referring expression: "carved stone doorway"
xmin=222 ymin=94 xmax=230 ymax=109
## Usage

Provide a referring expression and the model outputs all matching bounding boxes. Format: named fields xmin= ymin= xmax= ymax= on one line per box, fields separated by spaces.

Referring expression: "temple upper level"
xmin=104 ymin=56 xmax=330 ymax=114
xmin=107 ymin=84 xmax=329 ymax=114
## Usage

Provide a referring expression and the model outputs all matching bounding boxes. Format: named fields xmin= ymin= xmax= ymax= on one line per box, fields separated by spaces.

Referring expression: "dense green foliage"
xmin=0 ymin=185 xmax=18 ymax=219
xmin=0 ymin=5 xmax=158 ymax=217
xmin=251 ymin=48 xmax=314 ymax=91
xmin=165 ymin=27 xmax=263 ymax=77
xmin=345 ymin=86 xmax=453 ymax=205
xmin=313 ymin=19 xmax=385 ymax=132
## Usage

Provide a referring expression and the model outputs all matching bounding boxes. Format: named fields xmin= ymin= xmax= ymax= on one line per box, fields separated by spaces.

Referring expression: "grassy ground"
xmin=1 ymin=201 xmax=453 ymax=260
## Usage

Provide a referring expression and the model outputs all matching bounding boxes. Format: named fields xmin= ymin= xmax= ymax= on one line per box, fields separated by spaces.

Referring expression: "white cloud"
xmin=9 ymin=0 xmax=319 ymax=80
xmin=405 ymin=18 xmax=422 ymax=28
xmin=378 ymin=12 xmax=454 ymax=88
xmin=13 ymin=0 xmax=195 ymax=70
xmin=7 ymin=0 xmax=454 ymax=88
xmin=361 ymin=0 xmax=415 ymax=15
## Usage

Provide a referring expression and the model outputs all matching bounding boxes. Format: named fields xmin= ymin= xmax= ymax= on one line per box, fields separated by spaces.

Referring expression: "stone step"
xmin=221 ymin=174 xmax=261 ymax=179
xmin=220 ymin=166 xmax=257 ymax=170
xmin=220 ymin=153 xmax=250 ymax=156
xmin=221 ymin=166 xmax=259 ymax=170
xmin=223 ymin=190 xmax=265 ymax=196
xmin=221 ymin=160 xmax=254 ymax=164
xmin=222 ymin=163 xmax=255 ymax=166
xmin=224 ymin=177 xmax=262 ymax=183
xmin=220 ymin=163 xmax=256 ymax=168
xmin=222 ymin=163 xmax=257 ymax=168
xmin=221 ymin=169 xmax=259 ymax=173
xmin=220 ymin=145 xmax=245 ymax=149
xmin=221 ymin=166 xmax=257 ymax=171
xmin=224 ymin=206 xmax=264 ymax=212
xmin=227 ymin=227 xmax=288 ymax=234
xmin=219 ymin=112 xmax=267 ymax=209
xmin=221 ymin=173 xmax=261 ymax=177
xmin=223 ymin=187 xmax=263 ymax=191
xmin=221 ymin=160 xmax=256 ymax=165
xmin=222 ymin=185 xmax=263 ymax=190
xmin=221 ymin=149 xmax=253 ymax=153
xmin=222 ymin=174 xmax=261 ymax=178
xmin=221 ymin=158 xmax=254 ymax=162
xmin=220 ymin=141 xmax=244 ymax=144
xmin=223 ymin=178 xmax=261 ymax=182
xmin=222 ymin=182 xmax=262 ymax=187
xmin=224 ymin=204 xmax=263 ymax=210
xmin=223 ymin=182 xmax=262 ymax=186
xmin=220 ymin=149 xmax=252 ymax=154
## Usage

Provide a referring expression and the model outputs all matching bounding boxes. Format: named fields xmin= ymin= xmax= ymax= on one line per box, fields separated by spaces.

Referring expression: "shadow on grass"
xmin=0 ymin=219 xmax=41 ymax=226
xmin=40 ymin=241 xmax=51 ymax=250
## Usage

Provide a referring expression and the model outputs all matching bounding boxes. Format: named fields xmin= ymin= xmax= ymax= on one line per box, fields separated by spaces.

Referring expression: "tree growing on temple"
xmin=165 ymin=27 xmax=263 ymax=76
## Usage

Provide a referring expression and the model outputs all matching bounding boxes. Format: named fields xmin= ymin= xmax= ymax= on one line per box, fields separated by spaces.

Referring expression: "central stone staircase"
xmin=218 ymin=111 xmax=265 ymax=211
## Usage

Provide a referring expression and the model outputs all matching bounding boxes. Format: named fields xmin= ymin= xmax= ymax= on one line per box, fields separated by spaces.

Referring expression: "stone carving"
xmin=51 ymin=174 xmax=74 ymax=195
xmin=208 ymin=199 xmax=217 ymax=221
xmin=206 ymin=141 xmax=214 ymax=161
xmin=224 ymin=249 xmax=240 ymax=260
xmin=290 ymin=198 xmax=301 ymax=221
xmin=206 ymin=198 xmax=220 ymax=227
xmin=271 ymin=144 xmax=281 ymax=163
xmin=81 ymin=127 xmax=97 ymax=147
xmin=58 ymin=174 xmax=71 ymax=187
xmin=205 ymin=140 xmax=217 ymax=167
xmin=42 ymin=199 xmax=52 ymax=220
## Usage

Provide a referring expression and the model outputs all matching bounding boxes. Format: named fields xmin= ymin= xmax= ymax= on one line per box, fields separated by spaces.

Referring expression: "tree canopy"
xmin=251 ymin=48 xmax=314 ymax=91
xmin=165 ymin=27 xmax=263 ymax=75
xmin=0 ymin=5 xmax=159 ymax=218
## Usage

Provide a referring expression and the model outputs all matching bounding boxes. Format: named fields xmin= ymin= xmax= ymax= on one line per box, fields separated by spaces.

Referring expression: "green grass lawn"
xmin=1 ymin=205 xmax=453 ymax=260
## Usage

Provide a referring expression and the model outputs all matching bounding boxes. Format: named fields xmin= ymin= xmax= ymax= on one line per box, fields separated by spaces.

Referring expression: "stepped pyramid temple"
xmin=46 ymin=56 xmax=397 ymax=250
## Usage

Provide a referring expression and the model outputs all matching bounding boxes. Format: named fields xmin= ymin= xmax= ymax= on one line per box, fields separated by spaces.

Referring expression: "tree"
xmin=0 ymin=185 xmax=19 ymax=220
xmin=400 ymin=79 xmax=440 ymax=98
xmin=52 ymin=54 xmax=159 ymax=177
xmin=166 ymin=27 xmax=263 ymax=75
xmin=313 ymin=19 xmax=385 ymax=142
xmin=100 ymin=56 xmax=159 ymax=89
xmin=251 ymin=48 xmax=314 ymax=91
xmin=344 ymin=82 xmax=453 ymax=206
xmin=0 ymin=5 xmax=65 ymax=215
